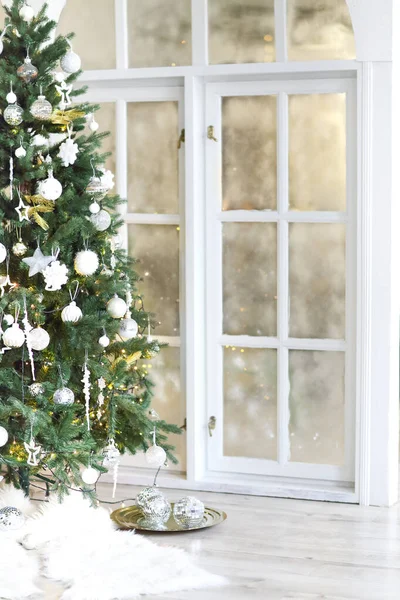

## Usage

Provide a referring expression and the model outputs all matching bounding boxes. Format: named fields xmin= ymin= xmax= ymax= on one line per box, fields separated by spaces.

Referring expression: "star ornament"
xmin=22 ymin=247 xmax=55 ymax=277
xmin=24 ymin=437 xmax=42 ymax=466
xmin=15 ymin=195 xmax=30 ymax=222
xmin=0 ymin=274 xmax=17 ymax=297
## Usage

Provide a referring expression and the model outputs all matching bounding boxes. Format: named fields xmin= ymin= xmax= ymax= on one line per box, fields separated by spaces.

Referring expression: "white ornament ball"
xmin=0 ymin=39 xmax=3 ymax=56
xmin=2 ymin=323 xmax=25 ymax=348
xmin=61 ymin=49 xmax=81 ymax=74
xmin=15 ymin=145 xmax=26 ymax=158
xmin=30 ymin=95 xmax=52 ymax=121
xmin=81 ymin=467 xmax=99 ymax=485
xmin=19 ymin=4 xmax=35 ymax=21
xmin=6 ymin=91 xmax=17 ymax=104
xmin=28 ymin=327 xmax=50 ymax=351
xmin=89 ymin=201 xmax=100 ymax=214
xmin=0 ymin=243 xmax=6 ymax=263
xmin=145 ymin=444 xmax=167 ymax=468
xmin=107 ymin=295 xmax=127 ymax=319
xmin=173 ymin=496 xmax=205 ymax=528
xmin=61 ymin=301 xmax=82 ymax=324
xmin=40 ymin=174 xmax=62 ymax=201
xmin=29 ymin=382 xmax=45 ymax=397
xmin=0 ymin=426 xmax=8 ymax=447
xmin=74 ymin=250 xmax=99 ymax=276
xmin=0 ymin=507 xmax=25 ymax=531
xmin=99 ymin=334 xmax=110 ymax=348
xmin=12 ymin=241 xmax=28 ymax=256
xmin=119 ymin=316 xmax=138 ymax=340
xmin=53 ymin=71 xmax=65 ymax=83
xmin=53 ymin=387 xmax=75 ymax=405
xmin=3 ymin=314 xmax=14 ymax=326
xmin=89 ymin=119 xmax=99 ymax=132
xmin=90 ymin=209 xmax=111 ymax=232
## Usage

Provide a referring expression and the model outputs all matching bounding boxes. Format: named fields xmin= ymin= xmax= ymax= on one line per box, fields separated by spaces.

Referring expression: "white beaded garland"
xmin=28 ymin=327 xmax=50 ymax=351
xmin=74 ymin=250 xmax=99 ymax=276
xmin=107 ymin=295 xmax=127 ymax=319
xmin=0 ymin=426 xmax=8 ymax=447
xmin=2 ymin=323 xmax=25 ymax=348
xmin=81 ymin=466 xmax=100 ymax=485
xmin=61 ymin=300 xmax=82 ymax=324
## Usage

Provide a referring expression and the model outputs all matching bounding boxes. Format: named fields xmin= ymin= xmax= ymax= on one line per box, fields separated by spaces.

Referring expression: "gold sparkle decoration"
xmin=51 ymin=108 xmax=86 ymax=126
xmin=24 ymin=195 xmax=55 ymax=230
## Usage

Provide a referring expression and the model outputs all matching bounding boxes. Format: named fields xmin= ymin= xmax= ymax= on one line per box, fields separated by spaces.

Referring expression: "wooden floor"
xmin=40 ymin=483 xmax=400 ymax=599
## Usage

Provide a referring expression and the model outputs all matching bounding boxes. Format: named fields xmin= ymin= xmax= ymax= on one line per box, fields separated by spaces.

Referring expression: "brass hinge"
xmin=180 ymin=418 xmax=187 ymax=431
xmin=207 ymin=125 xmax=218 ymax=142
xmin=177 ymin=128 xmax=185 ymax=149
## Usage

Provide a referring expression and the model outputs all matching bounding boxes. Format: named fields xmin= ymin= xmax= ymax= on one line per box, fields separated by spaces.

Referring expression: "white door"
xmin=206 ymin=77 xmax=357 ymax=484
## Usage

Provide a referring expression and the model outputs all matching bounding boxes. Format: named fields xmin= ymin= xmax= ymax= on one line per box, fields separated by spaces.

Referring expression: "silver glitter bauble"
xmin=61 ymin=301 xmax=82 ymax=324
xmin=13 ymin=240 xmax=28 ymax=258
xmin=28 ymin=327 xmax=50 ymax=351
xmin=86 ymin=176 xmax=108 ymax=198
xmin=0 ymin=425 xmax=8 ymax=447
xmin=4 ymin=103 xmax=23 ymax=126
xmin=137 ymin=487 xmax=171 ymax=524
xmin=119 ymin=315 xmax=138 ymax=341
xmin=74 ymin=250 xmax=99 ymax=276
xmin=107 ymin=295 xmax=127 ymax=319
xmin=0 ymin=507 xmax=25 ymax=531
xmin=17 ymin=57 xmax=38 ymax=83
xmin=90 ymin=209 xmax=111 ymax=232
xmin=2 ymin=323 xmax=25 ymax=348
xmin=30 ymin=95 xmax=52 ymax=121
xmin=173 ymin=496 xmax=205 ymax=529
xmin=145 ymin=444 xmax=166 ymax=468
xmin=53 ymin=387 xmax=75 ymax=406
xmin=29 ymin=382 xmax=45 ymax=397
xmin=61 ymin=49 xmax=81 ymax=74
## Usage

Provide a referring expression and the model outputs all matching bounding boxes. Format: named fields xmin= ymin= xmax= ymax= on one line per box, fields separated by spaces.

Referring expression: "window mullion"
xmin=116 ymin=99 xmax=128 ymax=248
xmin=274 ymin=0 xmax=288 ymax=62
xmin=114 ymin=0 xmax=129 ymax=70
xmin=191 ymin=0 xmax=208 ymax=66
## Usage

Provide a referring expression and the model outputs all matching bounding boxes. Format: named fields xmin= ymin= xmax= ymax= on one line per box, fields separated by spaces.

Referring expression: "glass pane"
xmin=289 ymin=224 xmax=346 ymax=339
xmin=209 ymin=0 xmax=275 ymax=65
xmin=224 ymin=347 xmax=277 ymax=460
xmin=96 ymin=103 xmax=116 ymax=183
xmin=128 ymin=225 xmax=179 ymax=336
xmin=223 ymin=223 xmax=277 ymax=336
xmin=57 ymin=0 xmax=116 ymax=70
xmin=128 ymin=0 xmax=191 ymax=67
xmin=140 ymin=347 xmax=185 ymax=470
xmin=0 ymin=6 xmax=5 ymax=28
xmin=222 ymin=96 xmax=277 ymax=211
xmin=288 ymin=0 xmax=356 ymax=61
xmin=289 ymin=350 xmax=345 ymax=465
xmin=127 ymin=102 xmax=179 ymax=214
xmin=289 ymin=94 xmax=346 ymax=211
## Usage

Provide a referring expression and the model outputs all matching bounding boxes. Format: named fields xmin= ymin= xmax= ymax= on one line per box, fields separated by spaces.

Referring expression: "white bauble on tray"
xmin=2 ymin=323 xmax=25 ymax=348
xmin=82 ymin=466 xmax=100 ymax=485
xmin=0 ymin=425 xmax=8 ymax=447
xmin=74 ymin=250 xmax=99 ymax=276
xmin=28 ymin=326 xmax=50 ymax=351
xmin=0 ymin=507 xmax=25 ymax=531
xmin=53 ymin=387 xmax=75 ymax=405
xmin=90 ymin=209 xmax=111 ymax=232
xmin=107 ymin=295 xmax=127 ymax=319
xmin=61 ymin=301 xmax=82 ymax=324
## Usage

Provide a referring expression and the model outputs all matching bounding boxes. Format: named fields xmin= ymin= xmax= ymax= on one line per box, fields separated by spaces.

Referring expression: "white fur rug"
xmin=0 ymin=486 xmax=226 ymax=600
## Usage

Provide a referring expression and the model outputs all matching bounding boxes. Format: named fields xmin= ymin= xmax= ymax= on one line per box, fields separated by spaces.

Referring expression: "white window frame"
xmin=75 ymin=0 xmax=399 ymax=506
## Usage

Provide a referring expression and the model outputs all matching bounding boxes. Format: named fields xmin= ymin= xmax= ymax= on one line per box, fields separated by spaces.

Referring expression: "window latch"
xmin=207 ymin=125 xmax=218 ymax=142
xmin=177 ymin=128 xmax=185 ymax=149
xmin=208 ymin=416 xmax=216 ymax=437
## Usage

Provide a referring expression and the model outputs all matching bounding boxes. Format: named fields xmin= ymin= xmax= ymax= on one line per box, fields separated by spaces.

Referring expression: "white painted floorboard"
xmin=38 ymin=483 xmax=400 ymax=599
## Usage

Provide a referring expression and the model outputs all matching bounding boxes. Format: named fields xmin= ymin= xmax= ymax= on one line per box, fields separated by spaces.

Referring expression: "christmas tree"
xmin=0 ymin=0 xmax=180 ymax=500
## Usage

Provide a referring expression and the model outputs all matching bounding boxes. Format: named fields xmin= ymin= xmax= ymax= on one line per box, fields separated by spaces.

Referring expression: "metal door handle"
xmin=208 ymin=416 xmax=216 ymax=437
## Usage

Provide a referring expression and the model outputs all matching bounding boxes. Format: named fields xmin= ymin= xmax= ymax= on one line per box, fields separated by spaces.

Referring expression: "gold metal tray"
xmin=111 ymin=503 xmax=227 ymax=532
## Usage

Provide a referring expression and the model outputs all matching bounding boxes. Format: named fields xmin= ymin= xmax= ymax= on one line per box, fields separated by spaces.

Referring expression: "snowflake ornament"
xmin=100 ymin=168 xmax=115 ymax=191
xmin=43 ymin=260 xmax=69 ymax=291
xmin=58 ymin=137 xmax=79 ymax=167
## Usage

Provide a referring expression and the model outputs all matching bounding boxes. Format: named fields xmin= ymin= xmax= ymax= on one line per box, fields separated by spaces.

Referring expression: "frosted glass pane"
xmin=127 ymin=102 xmax=179 ymax=214
xmin=223 ymin=223 xmax=277 ymax=336
xmin=289 ymin=224 xmax=346 ymax=339
xmin=128 ymin=0 xmax=191 ymax=67
xmin=224 ymin=347 xmax=277 ymax=460
xmin=57 ymin=0 xmax=116 ymax=70
xmin=140 ymin=347 xmax=185 ymax=470
xmin=209 ymin=0 xmax=275 ymax=65
xmin=289 ymin=94 xmax=346 ymax=211
xmin=289 ymin=351 xmax=345 ymax=465
xmin=288 ymin=0 xmax=356 ymax=61
xmin=128 ymin=225 xmax=179 ymax=336
xmin=222 ymin=96 xmax=277 ymax=211
xmin=96 ymin=103 xmax=116 ymax=183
